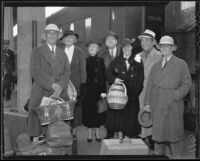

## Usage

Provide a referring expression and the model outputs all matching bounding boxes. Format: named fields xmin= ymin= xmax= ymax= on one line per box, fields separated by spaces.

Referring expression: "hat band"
xmin=140 ymin=33 xmax=155 ymax=39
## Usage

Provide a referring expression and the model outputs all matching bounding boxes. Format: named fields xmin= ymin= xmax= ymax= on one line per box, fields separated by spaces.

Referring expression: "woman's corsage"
xmin=134 ymin=54 xmax=142 ymax=63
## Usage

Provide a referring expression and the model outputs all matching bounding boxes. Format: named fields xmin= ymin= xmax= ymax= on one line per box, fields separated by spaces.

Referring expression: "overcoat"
xmin=106 ymin=53 xmax=144 ymax=137
xmin=82 ymin=55 xmax=107 ymax=128
xmin=138 ymin=47 xmax=162 ymax=138
xmin=28 ymin=43 xmax=70 ymax=137
xmin=144 ymin=55 xmax=192 ymax=142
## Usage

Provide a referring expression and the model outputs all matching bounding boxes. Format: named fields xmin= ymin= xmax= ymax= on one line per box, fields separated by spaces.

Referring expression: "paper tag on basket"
xmin=40 ymin=96 xmax=62 ymax=106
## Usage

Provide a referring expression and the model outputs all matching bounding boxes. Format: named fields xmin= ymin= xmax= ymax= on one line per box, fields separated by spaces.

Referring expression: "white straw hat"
xmin=157 ymin=35 xmax=177 ymax=51
xmin=42 ymin=24 xmax=63 ymax=40
xmin=138 ymin=29 xmax=156 ymax=40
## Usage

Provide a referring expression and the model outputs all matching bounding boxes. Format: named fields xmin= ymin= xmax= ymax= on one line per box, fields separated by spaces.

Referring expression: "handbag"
xmin=35 ymin=96 xmax=77 ymax=125
xmin=46 ymin=121 xmax=73 ymax=148
xmin=97 ymin=98 xmax=108 ymax=113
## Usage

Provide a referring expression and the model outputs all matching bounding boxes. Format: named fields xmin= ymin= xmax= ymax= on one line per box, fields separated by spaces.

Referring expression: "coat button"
xmin=122 ymin=71 xmax=125 ymax=74
xmin=94 ymin=78 xmax=98 ymax=83
xmin=131 ymin=74 xmax=134 ymax=77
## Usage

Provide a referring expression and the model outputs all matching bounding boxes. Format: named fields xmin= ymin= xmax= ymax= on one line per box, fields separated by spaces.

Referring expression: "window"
xmin=112 ymin=11 xmax=115 ymax=21
xmin=85 ymin=17 xmax=91 ymax=29
xmin=70 ymin=23 xmax=74 ymax=31
xmin=13 ymin=24 xmax=17 ymax=37
xmin=181 ymin=1 xmax=195 ymax=10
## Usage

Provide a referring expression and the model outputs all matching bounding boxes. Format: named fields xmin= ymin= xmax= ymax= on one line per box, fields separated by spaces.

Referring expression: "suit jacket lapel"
xmin=42 ymin=44 xmax=54 ymax=66
xmin=51 ymin=46 xmax=60 ymax=70
xmin=157 ymin=55 xmax=176 ymax=84
xmin=70 ymin=46 xmax=76 ymax=67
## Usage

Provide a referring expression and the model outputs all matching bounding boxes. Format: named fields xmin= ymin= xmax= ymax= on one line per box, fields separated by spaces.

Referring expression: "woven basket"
xmin=106 ymin=82 xmax=128 ymax=110
xmin=35 ymin=96 xmax=77 ymax=125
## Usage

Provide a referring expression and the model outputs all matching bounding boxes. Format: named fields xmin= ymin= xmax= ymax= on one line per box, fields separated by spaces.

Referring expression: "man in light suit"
xmin=60 ymin=30 xmax=87 ymax=137
xmin=99 ymin=31 xmax=121 ymax=139
xmin=137 ymin=29 xmax=162 ymax=149
xmin=28 ymin=24 xmax=70 ymax=142
xmin=144 ymin=36 xmax=192 ymax=158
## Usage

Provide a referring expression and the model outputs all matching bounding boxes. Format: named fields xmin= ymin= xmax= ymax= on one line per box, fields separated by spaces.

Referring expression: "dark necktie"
xmin=52 ymin=46 xmax=55 ymax=58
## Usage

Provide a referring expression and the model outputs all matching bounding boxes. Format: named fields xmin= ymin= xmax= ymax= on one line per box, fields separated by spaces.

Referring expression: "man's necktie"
xmin=111 ymin=49 xmax=114 ymax=59
xmin=52 ymin=46 xmax=55 ymax=58
xmin=162 ymin=58 xmax=168 ymax=69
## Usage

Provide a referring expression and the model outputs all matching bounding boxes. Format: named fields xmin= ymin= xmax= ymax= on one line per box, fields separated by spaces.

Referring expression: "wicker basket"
xmin=35 ymin=96 xmax=77 ymax=125
xmin=106 ymin=82 xmax=128 ymax=110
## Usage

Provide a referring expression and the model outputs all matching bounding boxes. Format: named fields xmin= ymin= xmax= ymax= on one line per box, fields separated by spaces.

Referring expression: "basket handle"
xmin=109 ymin=82 xmax=127 ymax=96
xmin=49 ymin=95 xmax=65 ymax=105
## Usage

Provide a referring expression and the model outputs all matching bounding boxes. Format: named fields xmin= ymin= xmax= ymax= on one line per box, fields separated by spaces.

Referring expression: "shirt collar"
xmin=47 ymin=43 xmax=56 ymax=51
xmin=65 ymin=45 xmax=74 ymax=51
xmin=163 ymin=54 xmax=173 ymax=61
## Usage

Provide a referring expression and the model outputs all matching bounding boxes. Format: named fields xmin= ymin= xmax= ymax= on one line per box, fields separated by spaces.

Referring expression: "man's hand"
xmin=144 ymin=105 xmax=151 ymax=112
xmin=114 ymin=78 xmax=123 ymax=84
xmin=51 ymin=83 xmax=62 ymax=93
xmin=52 ymin=91 xmax=60 ymax=99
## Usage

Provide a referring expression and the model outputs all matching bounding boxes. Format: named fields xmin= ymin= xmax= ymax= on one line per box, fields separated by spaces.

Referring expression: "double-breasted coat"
xmin=138 ymin=47 xmax=162 ymax=138
xmin=82 ymin=55 xmax=107 ymax=128
xmin=28 ymin=43 xmax=70 ymax=137
xmin=144 ymin=55 xmax=192 ymax=142
xmin=106 ymin=53 xmax=144 ymax=137
xmin=62 ymin=45 xmax=87 ymax=127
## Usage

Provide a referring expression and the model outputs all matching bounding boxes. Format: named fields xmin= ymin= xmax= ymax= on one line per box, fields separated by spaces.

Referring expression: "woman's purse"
xmin=97 ymin=98 xmax=108 ymax=113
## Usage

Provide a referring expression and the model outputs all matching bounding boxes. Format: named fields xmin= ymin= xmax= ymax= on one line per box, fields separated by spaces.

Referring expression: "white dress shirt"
xmin=47 ymin=43 xmax=56 ymax=55
xmin=109 ymin=47 xmax=117 ymax=58
xmin=65 ymin=45 xmax=74 ymax=64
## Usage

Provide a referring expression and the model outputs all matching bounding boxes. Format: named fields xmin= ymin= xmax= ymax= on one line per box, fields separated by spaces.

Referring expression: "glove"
xmin=80 ymin=83 xmax=87 ymax=99
xmin=100 ymin=93 xmax=107 ymax=98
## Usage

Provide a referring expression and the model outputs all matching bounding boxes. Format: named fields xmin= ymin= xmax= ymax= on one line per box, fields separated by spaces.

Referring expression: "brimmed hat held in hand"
xmin=138 ymin=109 xmax=153 ymax=128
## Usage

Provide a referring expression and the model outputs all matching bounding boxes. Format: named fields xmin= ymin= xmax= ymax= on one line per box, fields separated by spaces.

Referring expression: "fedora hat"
xmin=156 ymin=35 xmax=177 ymax=51
xmin=120 ymin=38 xmax=136 ymax=48
xmin=138 ymin=29 xmax=156 ymax=40
xmin=42 ymin=24 xmax=63 ymax=40
xmin=86 ymin=40 xmax=102 ymax=47
xmin=60 ymin=30 xmax=79 ymax=40
xmin=105 ymin=31 xmax=118 ymax=40
xmin=138 ymin=109 xmax=152 ymax=128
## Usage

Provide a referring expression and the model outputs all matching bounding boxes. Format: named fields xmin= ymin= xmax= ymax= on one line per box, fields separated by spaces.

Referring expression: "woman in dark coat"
xmin=82 ymin=41 xmax=107 ymax=142
xmin=106 ymin=38 xmax=144 ymax=142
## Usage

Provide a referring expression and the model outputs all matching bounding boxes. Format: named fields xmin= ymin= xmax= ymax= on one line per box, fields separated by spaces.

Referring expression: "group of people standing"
xmin=27 ymin=23 xmax=192 ymax=159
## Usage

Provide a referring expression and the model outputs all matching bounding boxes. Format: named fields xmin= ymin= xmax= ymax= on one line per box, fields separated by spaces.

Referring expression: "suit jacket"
xmin=29 ymin=43 xmax=70 ymax=107
xmin=63 ymin=46 xmax=87 ymax=95
xmin=144 ymin=55 xmax=192 ymax=142
xmin=138 ymin=48 xmax=162 ymax=109
xmin=99 ymin=47 xmax=121 ymax=69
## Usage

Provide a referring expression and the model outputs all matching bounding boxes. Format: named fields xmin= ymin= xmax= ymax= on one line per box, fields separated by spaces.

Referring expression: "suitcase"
xmin=100 ymin=139 xmax=149 ymax=155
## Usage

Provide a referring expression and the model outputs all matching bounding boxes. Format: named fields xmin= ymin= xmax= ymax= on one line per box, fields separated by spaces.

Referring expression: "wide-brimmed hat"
xmin=156 ymin=35 xmax=177 ymax=51
xmin=86 ymin=40 xmax=102 ymax=47
xmin=105 ymin=31 xmax=118 ymax=40
xmin=138 ymin=29 xmax=156 ymax=40
xmin=60 ymin=30 xmax=79 ymax=40
xmin=138 ymin=109 xmax=153 ymax=128
xmin=120 ymin=38 xmax=136 ymax=48
xmin=42 ymin=24 xmax=63 ymax=40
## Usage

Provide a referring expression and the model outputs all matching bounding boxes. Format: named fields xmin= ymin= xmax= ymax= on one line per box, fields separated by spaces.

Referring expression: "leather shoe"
xmin=87 ymin=138 xmax=92 ymax=143
xmin=95 ymin=134 xmax=101 ymax=142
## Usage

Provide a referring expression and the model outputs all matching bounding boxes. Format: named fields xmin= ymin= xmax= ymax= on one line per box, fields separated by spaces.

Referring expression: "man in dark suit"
xmin=2 ymin=40 xmax=16 ymax=102
xmin=28 ymin=24 xmax=70 ymax=142
xmin=99 ymin=31 xmax=121 ymax=69
xmin=99 ymin=31 xmax=121 ymax=139
xmin=60 ymin=30 xmax=87 ymax=137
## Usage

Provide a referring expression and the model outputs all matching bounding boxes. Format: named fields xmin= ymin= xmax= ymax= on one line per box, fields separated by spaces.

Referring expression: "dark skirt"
xmin=82 ymin=88 xmax=106 ymax=128
xmin=105 ymin=100 xmax=141 ymax=138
